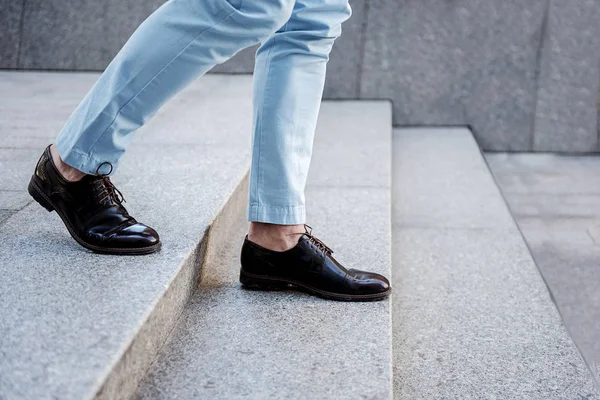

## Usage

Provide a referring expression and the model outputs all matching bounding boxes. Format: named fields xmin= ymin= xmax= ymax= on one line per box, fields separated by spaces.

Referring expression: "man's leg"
xmin=247 ymin=0 xmax=349 ymax=250
xmin=29 ymin=0 xmax=296 ymax=255
xmin=240 ymin=0 xmax=391 ymax=301
xmin=55 ymin=0 xmax=295 ymax=174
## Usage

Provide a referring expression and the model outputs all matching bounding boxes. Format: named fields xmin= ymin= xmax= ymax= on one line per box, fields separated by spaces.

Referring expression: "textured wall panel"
xmin=360 ymin=0 xmax=547 ymax=151
xmin=0 ymin=0 xmax=24 ymax=68
xmin=19 ymin=0 xmax=165 ymax=69
xmin=323 ymin=0 xmax=367 ymax=98
xmin=533 ymin=0 xmax=600 ymax=152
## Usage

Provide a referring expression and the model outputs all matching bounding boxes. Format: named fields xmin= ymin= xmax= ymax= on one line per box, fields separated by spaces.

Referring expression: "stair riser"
xmin=93 ymin=174 xmax=249 ymax=400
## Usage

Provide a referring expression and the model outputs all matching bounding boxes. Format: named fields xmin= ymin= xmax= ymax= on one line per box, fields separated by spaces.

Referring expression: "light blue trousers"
xmin=55 ymin=0 xmax=351 ymax=225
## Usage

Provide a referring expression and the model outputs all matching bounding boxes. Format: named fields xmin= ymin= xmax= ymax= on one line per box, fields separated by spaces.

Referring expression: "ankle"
xmin=50 ymin=144 xmax=86 ymax=182
xmin=248 ymin=222 xmax=305 ymax=252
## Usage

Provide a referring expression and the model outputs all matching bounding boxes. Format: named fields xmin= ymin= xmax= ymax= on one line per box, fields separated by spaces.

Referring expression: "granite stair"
xmin=0 ymin=71 xmax=598 ymax=400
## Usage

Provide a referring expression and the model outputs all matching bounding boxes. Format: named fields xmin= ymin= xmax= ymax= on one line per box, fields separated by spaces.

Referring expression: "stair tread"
xmin=134 ymin=102 xmax=394 ymax=400
xmin=0 ymin=72 xmax=253 ymax=400
xmin=392 ymin=128 xmax=600 ymax=398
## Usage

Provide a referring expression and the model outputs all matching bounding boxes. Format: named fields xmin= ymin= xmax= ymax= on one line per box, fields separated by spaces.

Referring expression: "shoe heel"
xmin=28 ymin=179 xmax=54 ymax=212
xmin=240 ymin=271 xmax=288 ymax=290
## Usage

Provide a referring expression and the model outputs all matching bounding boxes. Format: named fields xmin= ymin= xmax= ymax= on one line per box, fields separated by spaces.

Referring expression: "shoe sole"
xmin=239 ymin=269 xmax=390 ymax=302
xmin=28 ymin=176 xmax=161 ymax=256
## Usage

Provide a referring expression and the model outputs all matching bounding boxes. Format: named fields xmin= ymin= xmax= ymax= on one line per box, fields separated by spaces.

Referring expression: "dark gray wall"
xmin=2 ymin=0 xmax=599 ymax=152
xmin=0 ymin=0 xmax=24 ymax=68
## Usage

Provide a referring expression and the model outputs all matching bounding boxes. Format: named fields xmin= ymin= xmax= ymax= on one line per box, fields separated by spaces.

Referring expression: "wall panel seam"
xmin=530 ymin=0 xmax=550 ymax=151
xmin=597 ymin=60 xmax=600 ymax=151
xmin=355 ymin=0 xmax=370 ymax=98
xmin=15 ymin=0 xmax=27 ymax=68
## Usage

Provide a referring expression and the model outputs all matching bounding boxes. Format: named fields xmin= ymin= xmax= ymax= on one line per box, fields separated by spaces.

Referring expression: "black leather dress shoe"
xmin=240 ymin=225 xmax=390 ymax=301
xmin=27 ymin=145 xmax=161 ymax=255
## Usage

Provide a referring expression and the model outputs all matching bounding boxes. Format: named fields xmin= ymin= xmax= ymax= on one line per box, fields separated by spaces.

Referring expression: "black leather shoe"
xmin=27 ymin=145 xmax=161 ymax=255
xmin=240 ymin=225 xmax=390 ymax=301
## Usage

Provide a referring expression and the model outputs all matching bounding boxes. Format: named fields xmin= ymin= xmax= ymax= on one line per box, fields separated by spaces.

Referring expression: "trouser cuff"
xmin=247 ymin=204 xmax=306 ymax=225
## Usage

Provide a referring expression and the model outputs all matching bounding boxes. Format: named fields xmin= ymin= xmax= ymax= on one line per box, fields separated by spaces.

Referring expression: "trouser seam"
xmin=254 ymin=17 xmax=292 ymax=209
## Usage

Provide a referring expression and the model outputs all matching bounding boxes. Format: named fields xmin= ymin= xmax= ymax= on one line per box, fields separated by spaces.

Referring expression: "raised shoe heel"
xmin=239 ymin=270 xmax=289 ymax=290
xmin=28 ymin=178 xmax=55 ymax=212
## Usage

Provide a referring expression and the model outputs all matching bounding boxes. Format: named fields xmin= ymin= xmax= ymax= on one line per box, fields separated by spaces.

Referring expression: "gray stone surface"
xmin=589 ymin=225 xmax=600 ymax=245
xmin=0 ymin=0 xmax=23 ymax=68
xmin=361 ymin=0 xmax=546 ymax=151
xmin=18 ymin=0 xmax=165 ymax=69
xmin=0 ymin=190 xmax=30 ymax=210
xmin=393 ymin=128 xmax=513 ymax=229
xmin=0 ymin=71 xmax=100 ymax=150
xmin=0 ymin=72 xmax=253 ymax=400
xmin=533 ymin=0 xmax=600 ymax=152
xmin=321 ymin=0 xmax=367 ymax=98
xmin=135 ymin=101 xmax=393 ymax=400
xmin=487 ymin=153 xmax=600 ymax=382
xmin=0 ymin=209 xmax=14 ymax=225
xmin=392 ymin=128 xmax=599 ymax=398
xmin=0 ymin=147 xmax=43 ymax=191
xmin=308 ymin=100 xmax=391 ymax=187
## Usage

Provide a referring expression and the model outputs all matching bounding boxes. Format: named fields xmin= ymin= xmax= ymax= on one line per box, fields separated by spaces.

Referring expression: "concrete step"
xmin=0 ymin=72 xmax=254 ymax=400
xmin=134 ymin=102 xmax=394 ymax=399
xmin=391 ymin=128 xmax=599 ymax=398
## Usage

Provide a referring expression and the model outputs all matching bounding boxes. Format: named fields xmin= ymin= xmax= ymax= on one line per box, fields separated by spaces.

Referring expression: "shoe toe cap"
xmin=108 ymin=223 xmax=160 ymax=248
xmin=347 ymin=269 xmax=391 ymax=294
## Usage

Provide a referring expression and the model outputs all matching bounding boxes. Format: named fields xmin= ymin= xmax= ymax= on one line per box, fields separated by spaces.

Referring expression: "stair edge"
xmin=89 ymin=172 xmax=249 ymax=400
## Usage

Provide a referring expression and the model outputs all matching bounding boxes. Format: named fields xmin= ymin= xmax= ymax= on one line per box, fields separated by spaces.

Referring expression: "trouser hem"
xmin=247 ymin=204 xmax=306 ymax=225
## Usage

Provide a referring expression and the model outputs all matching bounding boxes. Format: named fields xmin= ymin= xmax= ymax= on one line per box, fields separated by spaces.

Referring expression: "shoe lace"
xmin=93 ymin=162 xmax=126 ymax=205
xmin=288 ymin=224 xmax=333 ymax=255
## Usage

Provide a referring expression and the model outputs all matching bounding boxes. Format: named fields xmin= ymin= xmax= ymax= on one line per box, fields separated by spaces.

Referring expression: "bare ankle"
xmin=248 ymin=222 xmax=305 ymax=252
xmin=50 ymin=144 xmax=86 ymax=182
